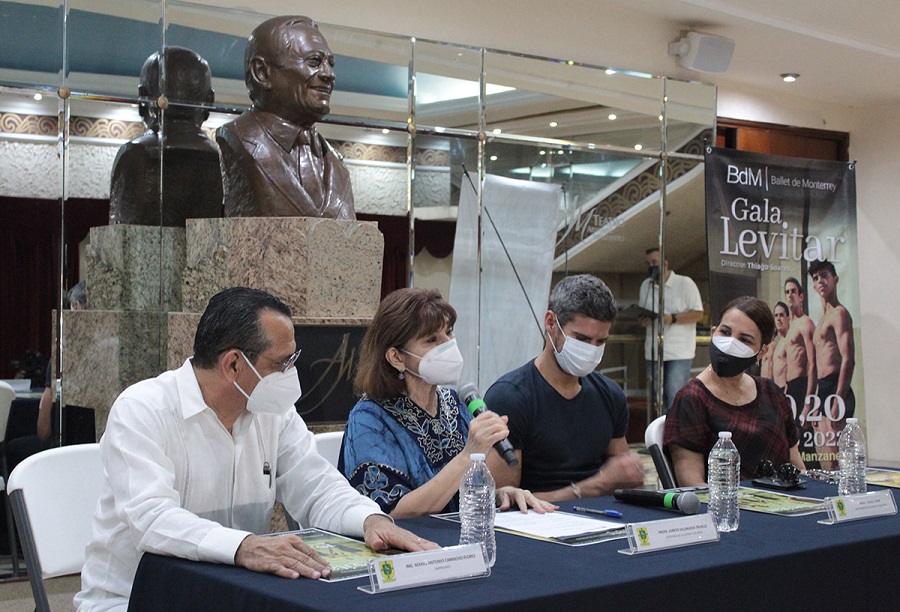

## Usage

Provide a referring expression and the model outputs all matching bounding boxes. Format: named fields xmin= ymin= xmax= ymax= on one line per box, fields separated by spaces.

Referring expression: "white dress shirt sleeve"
xmin=102 ymin=394 xmax=251 ymax=565
xmin=274 ymin=412 xmax=383 ymax=538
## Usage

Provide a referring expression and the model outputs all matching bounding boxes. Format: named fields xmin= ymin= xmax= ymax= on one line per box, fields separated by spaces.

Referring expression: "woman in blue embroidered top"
xmin=339 ymin=288 xmax=556 ymax=518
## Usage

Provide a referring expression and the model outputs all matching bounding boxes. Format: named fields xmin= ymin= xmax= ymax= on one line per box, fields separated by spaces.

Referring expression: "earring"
xmin=397 ymin=369 xmax=405 ymax=380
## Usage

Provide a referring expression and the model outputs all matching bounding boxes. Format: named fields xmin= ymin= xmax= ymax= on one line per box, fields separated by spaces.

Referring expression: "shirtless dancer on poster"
xmin=807 ymin=260 xmax=856 ymax=464
xmin=783 ymin=277 xmax=818 ymax=468
xmin=761 ymin=301 xmax=789 ymax=389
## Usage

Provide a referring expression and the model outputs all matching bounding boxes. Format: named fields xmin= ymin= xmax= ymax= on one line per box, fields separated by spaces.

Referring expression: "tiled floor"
xmin=0 ymin=445 xmax=661 ymax=611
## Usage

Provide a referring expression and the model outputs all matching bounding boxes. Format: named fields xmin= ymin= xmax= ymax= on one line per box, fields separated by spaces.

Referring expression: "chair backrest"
xmin=7 ymin=443 xmax=103 ymax=611
xmin=0 ymin=381 xmax=15 ymax=443
xmin=314 ymin=431 xmax=344 ymax=469
xmin=644 ymin=415 xmax=677 ymax=489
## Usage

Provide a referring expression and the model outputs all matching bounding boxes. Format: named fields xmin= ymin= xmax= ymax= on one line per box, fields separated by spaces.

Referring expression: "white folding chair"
xmin=644 ymin=415 xmax=677 ymax=489
xmin=7 ymin=443 xmax=103 ymax=612
xmin=313 ymin=430 xmax=344 ymax=469
xmin=0 ymin=380 xmax=21 ymax=576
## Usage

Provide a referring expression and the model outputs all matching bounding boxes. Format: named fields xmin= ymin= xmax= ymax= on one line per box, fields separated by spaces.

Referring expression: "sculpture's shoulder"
xmin=320 ymin=135 xmax=345 ymax=162
xmin=216 ymin=110 xmax=265 ymax=150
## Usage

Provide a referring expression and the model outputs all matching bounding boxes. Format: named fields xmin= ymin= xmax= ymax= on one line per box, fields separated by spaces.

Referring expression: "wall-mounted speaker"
xmin=668 ymin=32 xmax=735 ymax=73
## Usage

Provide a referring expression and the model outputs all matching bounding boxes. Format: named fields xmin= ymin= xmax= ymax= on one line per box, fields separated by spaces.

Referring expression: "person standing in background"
xmin=638 ymin=248 xmax=704 ymax=413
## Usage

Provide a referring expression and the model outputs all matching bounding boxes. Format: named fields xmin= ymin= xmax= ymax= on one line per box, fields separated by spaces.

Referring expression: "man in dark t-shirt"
xmin=484 ymin=275 xmax=645 ymax=501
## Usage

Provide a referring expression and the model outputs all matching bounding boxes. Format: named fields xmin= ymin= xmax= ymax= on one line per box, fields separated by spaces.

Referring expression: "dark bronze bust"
xmin=216 ymin=16 xmax=356 ymax=220
xmin=108 ymin=47 xmax=223 ymax=227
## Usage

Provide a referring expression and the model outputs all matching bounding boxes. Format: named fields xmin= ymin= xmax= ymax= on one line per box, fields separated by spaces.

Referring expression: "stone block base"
xmin=85 ymin=224 xmax=185 ymax=312
xmin=182 ymin=217 xmax=383 ymax=317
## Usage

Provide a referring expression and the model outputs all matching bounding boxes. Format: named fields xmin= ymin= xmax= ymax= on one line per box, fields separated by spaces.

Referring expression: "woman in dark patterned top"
xmin=664 ymin=296 xmax=805 ymax=486
xmin=339 ymin=288 xmax=556 ymax=518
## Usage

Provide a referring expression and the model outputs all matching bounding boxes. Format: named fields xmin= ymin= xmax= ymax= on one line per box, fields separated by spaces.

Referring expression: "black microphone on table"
xmin=613 ymin=489 xmax=700 ymax=515
xmin=458 ymin=383 xmax=519 ymax=467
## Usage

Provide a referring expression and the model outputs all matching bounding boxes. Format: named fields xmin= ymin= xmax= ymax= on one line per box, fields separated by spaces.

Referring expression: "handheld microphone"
xmin=613 ymin=489 xmax=700 ymax=515
xmin=458 ymin=383 xmax=519 ymax=467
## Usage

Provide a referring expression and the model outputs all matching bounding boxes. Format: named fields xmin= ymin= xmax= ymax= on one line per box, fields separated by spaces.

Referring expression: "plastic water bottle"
xmin=459 ymin=453 xmax=496 ymax=566
xmin=838 ymin=418 xmax=867 ymax=496
xmin=707 ymin=431 xmax=740 ymax=532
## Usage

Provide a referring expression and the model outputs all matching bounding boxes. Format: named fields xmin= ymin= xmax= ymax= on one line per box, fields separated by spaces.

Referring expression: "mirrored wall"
xmin=0 ymin=0 xmax=716 ymax=443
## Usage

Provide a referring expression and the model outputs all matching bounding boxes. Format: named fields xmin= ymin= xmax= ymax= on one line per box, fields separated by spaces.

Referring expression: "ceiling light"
xmin=608 ymin=114 xmax=617 ymax=121
xmin=605 ymin=69 xmax=616 ymax=75
xmin=33 ymin=93 xmax=42 ymax=101
xmin=434 ymin=126 xmax=446 ymax=133
xmin=492 ymin=128 xmax=502 ymax=134
xmin=549 ymin=121 xmax=558 ymax=127
xmin=489 ymin=155 xmax=498 ymax=161
xmin=557 ymin=150 xmax=564 ymax=155
xmin=781 ymin=73 xmax=799 ymax=82
xmin=634 ymin=144 xmax=643 ymax=151
xmin=381 ymin=128 xmax=390 ymax=134
xmin=539 ymin=150 xmax=546 ymax=155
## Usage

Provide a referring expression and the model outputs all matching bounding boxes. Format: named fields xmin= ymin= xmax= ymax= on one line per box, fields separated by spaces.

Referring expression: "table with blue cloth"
xmin=127 ymin=480 xmax=900 ymax=612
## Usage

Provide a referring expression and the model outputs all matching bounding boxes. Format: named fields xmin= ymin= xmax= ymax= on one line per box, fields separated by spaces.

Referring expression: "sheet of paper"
xmin=493 ymin=510 xmax=622 ymax=538
xmin=866 ymin=468 xmax=900 ymax=489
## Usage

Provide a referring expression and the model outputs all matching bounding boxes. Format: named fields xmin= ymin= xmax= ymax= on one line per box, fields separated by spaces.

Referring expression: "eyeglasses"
xmin=243 ymin=349 xmax=302 ymax=373
xmin=755 ymin=459 xmax=801 ymax=484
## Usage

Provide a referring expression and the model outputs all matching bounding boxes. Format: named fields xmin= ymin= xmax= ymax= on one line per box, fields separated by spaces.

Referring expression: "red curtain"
xmin=0 ymin=197 xmax=109 ymax=380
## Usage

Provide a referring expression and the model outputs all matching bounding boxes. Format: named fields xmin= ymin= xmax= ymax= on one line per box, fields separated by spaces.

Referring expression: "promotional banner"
xmin=705 ymin=147 xmax=862 ymax=470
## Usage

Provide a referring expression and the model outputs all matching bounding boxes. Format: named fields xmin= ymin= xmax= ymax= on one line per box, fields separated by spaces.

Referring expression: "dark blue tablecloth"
xmin=128 ymin=481 xmax=900 ymax=612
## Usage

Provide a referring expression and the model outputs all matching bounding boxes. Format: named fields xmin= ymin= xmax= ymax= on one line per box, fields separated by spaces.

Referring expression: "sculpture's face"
xmin=266 ymin=25 xmax=335 ymax=126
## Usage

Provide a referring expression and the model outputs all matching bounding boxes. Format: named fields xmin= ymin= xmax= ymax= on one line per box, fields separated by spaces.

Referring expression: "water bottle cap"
xmin=846 ymin=418 xmax=858 ymax=424
xmin=469 ymin=453 xmax=486 ymax=461
xmin=718 ymin=431 xmax=732 ymax=439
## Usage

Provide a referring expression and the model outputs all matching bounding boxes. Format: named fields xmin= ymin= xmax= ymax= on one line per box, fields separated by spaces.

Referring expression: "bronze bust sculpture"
xmin=109 ymin=47 xmax=223 ymax=227
xmin=216 ymin=16 xmax=356 ymax=220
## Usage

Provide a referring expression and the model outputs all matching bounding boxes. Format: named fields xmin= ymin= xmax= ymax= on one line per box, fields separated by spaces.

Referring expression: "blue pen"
xmin=573 ymin=506 xmax=623 ymax=518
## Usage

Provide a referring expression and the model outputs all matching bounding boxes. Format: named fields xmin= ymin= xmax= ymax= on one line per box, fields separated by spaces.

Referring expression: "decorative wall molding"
xmin=333 ymin=139 xmax=450 ymax=166
xmin=0 ymin=112 xmax=145 ymax=140
xmin=1 ymin=114 xmax=452 ymax=169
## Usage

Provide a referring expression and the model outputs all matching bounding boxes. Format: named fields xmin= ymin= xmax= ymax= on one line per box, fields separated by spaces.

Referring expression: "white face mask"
xmin=549 ymin=315 xmax=605 ymax=377
xmin=403 ymin=338 xmax=465 ymax=386
xmin=234 ymin=352 xmax=302 ymax=415
xmin=711 ymin=335 xmax=758 ymax=358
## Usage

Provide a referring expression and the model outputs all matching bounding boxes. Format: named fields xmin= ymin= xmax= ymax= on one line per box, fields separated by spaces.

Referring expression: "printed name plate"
xmin=359 ymin=543 xmax=490 ymax=594
xmin=618 ymin=513 xmax=720 ymax=555
xmin=818 ymin=489 xmax=897 ymax=525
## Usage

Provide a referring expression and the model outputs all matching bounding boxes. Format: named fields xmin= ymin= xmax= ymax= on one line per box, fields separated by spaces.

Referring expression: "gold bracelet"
xmin=570 ymin=482 xmax=582 ymax=499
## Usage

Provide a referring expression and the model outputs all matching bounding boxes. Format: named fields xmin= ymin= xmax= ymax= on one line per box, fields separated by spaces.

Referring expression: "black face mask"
xmin=647 ymin=265 xmax=660 ymax=281
xmin=708 ymin=341 xmax=759 ymax=378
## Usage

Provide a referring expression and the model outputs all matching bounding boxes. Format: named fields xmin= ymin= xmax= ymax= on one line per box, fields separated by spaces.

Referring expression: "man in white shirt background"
xmin=638 ymin=248 xmax=704 ymax=414
xmin=76 ymin=287 xmax=435 ymax=611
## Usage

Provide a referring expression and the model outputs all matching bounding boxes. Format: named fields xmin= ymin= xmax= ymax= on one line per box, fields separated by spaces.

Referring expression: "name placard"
xmin=618 ymin=513 xmax=720 ymax=555
xmin=818 ymin=489 xmax=898 ymax=525
xmin=358 ymin=543 xmax=490 ymax=594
